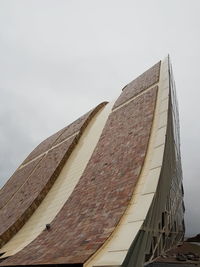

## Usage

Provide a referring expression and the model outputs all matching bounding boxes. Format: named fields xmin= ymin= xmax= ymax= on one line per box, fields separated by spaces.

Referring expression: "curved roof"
xmin=0 ymin=59 xmax=172 ymax=266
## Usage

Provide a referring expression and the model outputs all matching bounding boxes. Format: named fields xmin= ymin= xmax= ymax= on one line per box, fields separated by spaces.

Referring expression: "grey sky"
xmin=0 ymin=0 xmax=199 ymax=237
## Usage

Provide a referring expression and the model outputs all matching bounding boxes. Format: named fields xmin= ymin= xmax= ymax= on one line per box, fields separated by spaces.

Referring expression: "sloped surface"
xmin=1 ymin=87 xmax=158 ymax=265
xmin=0 ymin=103 xmax=107 ymax=248
xmin=113 ymin=61 xmax=160 ymax=109
xmin=0 ymin=157 xmax=42 ymax=209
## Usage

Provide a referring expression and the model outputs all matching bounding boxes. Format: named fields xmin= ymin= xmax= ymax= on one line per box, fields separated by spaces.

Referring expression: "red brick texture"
xmin=1 ymin=86 xmax=158 ymax=265
xmin=0 ymin=157 xmax=42 ymax=209
xmin=0 ymin=102 xmax=107 ymax=248
xmin=22 ymin=128 xmax=66 ymax=164
xmin=23 ymin=104 xmax=107 ymax=164
xmin=113 ymin=61 xmax=160 ymax=109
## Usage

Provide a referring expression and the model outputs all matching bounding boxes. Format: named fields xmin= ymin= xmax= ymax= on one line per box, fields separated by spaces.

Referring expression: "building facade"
xmin=0 ymin=57 xmax=184 ymax=267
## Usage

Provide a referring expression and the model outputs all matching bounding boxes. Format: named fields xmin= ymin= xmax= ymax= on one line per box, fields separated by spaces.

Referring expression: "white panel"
xmin=161 ymin=88 xmax=169 ymax=101
xmin=154 ymin=126 xmax=167 ymax=148
xmin=150 ymin=145 xmax=165 ymax=169
xmin=107 ymin=221 xmax=143 ymax=251
xmin=127 ymin=194 xmax=154 ymax=222
xmin=142 ymin=168 xmax=161 ymax=195
xmin=93 ymin=251 xmax=127 ymax=266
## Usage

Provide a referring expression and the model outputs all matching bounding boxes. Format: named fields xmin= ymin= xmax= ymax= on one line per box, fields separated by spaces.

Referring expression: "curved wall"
xmin=0 ymin=58 xmax=184 ymax=267
xmin=0 ymin=101 xmax=113 ymax=259
xmin=0 ymin=102 xmax=107 ymax=248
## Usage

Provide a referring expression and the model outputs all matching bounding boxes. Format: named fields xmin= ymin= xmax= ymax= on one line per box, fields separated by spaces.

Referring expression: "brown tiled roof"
xmin=0 ymin=62 xmax=160 ymax=266
xmin=0 ymin=102 xmax=107 ymax=248
xmin=113 ymin=61 xmax=160 ymax=109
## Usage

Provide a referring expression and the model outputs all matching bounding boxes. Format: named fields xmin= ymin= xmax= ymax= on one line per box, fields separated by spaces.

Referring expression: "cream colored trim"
xmin=112 ymin=83 xmax=159 ymax=113
xmin=84 ymin=57 xmax=170 ymax=267
xmin=19 ymin=152 xmax=45 ymax=170
xmin=1 ymin=132 xmax=80 ymax=211
xmin=19 ymin=132 xmax=79 ymax=170
xmin=0 ymin=102 xmax=113 ymax=258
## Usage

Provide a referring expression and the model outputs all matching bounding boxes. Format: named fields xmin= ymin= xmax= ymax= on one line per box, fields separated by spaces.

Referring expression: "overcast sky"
xmin=0 ymin=0 xmax=199 ymax=237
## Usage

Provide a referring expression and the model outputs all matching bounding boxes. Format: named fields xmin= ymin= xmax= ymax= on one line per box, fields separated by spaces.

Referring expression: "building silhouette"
xmin=0 ymin=57 xmax=184 ymax=267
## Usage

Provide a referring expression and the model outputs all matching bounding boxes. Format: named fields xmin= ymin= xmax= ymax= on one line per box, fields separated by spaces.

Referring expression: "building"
xmin=0 ymin=57 xmax=185 ymax=267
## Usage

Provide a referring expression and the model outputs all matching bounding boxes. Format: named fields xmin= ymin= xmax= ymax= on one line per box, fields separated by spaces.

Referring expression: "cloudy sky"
xmin=0 ymin=0 xmax=199 ymax=237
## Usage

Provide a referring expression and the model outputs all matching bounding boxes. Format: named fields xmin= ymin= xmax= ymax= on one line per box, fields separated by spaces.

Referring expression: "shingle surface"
xmin=22 ymin=128 xmax=66 ymax=164
xmin=0 ymin=102 xmax=107 ymax=248
xmin=0 ymin=157 xmax=42 ymax=209
xmin=1 ymin=86 xmax=158 ymax=265
xmin=113 ymin=61 xmax=160 ymax=109
xmin=23 ymin=105 xmax=105 ymax=164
